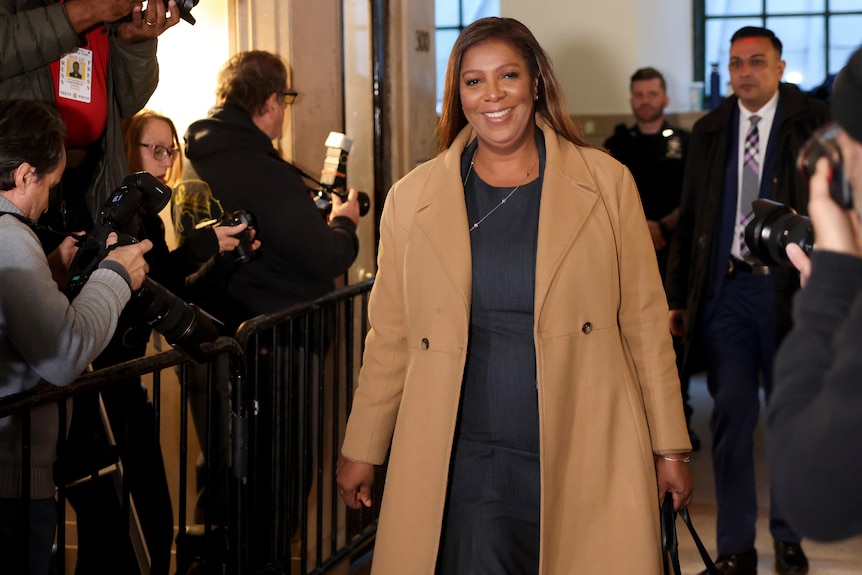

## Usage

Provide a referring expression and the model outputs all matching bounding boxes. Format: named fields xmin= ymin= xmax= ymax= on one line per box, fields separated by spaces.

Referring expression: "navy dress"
xmin=437 ymin=140 xmax=544 ymax=574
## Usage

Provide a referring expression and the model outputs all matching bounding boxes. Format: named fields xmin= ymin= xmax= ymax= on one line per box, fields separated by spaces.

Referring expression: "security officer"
xmin=605 ymin=66 xmax=696 ymax=449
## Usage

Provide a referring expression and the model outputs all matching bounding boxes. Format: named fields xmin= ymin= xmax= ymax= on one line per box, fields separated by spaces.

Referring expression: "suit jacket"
xmin=665 ymin=84 xmax=830 ymax=372
xmin=341 ymin=118 xmax=690 ymax=574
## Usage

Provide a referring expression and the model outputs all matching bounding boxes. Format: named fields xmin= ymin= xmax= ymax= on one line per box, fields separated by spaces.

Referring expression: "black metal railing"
xmin=0 ymin=279 xmax=378 ymax=575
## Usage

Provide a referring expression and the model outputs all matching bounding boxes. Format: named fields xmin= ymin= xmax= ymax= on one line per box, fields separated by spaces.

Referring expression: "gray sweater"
xmin=0 ymin=196 xmax=131 ymax=499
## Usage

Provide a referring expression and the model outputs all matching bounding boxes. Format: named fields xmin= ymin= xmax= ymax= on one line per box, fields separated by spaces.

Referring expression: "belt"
xmin=727 ymin=257 xmax=770 ymax=277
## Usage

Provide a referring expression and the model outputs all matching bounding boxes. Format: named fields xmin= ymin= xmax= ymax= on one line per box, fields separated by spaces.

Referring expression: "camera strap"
xmin=0 ymin=211 xmax=79 ymax=248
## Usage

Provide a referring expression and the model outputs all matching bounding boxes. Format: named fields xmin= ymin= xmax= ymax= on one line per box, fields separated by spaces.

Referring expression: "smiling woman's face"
xmin=459 ymin=38 xmax=537 ymax=156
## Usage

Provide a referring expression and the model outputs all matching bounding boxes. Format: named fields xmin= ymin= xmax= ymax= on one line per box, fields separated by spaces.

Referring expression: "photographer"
xmin=0 ymin=100 xmax=151 ymax=575
xmin=63 ymin=109 xmax=258 ymax=575
xmin=0 ymin=0 xmax=180 ymax=238
xmin=172 ymin=50 xmax=360 ymax=531
xmin=767 ymin=46 xmax=862 ymax=542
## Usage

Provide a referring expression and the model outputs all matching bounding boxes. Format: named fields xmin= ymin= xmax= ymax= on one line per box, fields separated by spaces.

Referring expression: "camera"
xmin=67 ymin=172 xmax=218 ymax=362
xmin=129 ymin=0 xmax=197 ymax=26
xmin=743 ymin=199 xmax=813 ymax=267
xmin=219 ymin=209 xmax=257 ymax=265
xmin=744 ymin=122 xmax=854 ymax=269
xmin=797 ymin=122 xmax=853 ymax=209
xmin=169 ymin=0 xmax=199 ymax=25
xmin=311 ymin=131 xmax=371 ymax=217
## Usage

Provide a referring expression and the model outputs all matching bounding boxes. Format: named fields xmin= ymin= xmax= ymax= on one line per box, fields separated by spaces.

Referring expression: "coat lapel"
xmin=534 ymin=126 xmax=600 ymax=315
xmin=413 ymin=142 xmax=474 ymax=310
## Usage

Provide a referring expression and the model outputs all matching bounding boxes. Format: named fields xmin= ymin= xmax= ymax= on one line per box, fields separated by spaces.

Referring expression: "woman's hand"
xmin=336 ymin=456 xmax=374 ymax=509
xmin=656 ymin=455 xmax=693 ymax=512
xmin=213 ymin=222 xmax=261 ymax=254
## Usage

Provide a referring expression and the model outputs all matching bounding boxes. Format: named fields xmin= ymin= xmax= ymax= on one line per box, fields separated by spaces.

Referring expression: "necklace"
xmin=464 ymin=150 xmax=538 ymax=232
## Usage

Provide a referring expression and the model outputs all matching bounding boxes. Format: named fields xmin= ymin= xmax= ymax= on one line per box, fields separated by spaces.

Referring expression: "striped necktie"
xmin=739 ymin=115 xmax=761 ymax=258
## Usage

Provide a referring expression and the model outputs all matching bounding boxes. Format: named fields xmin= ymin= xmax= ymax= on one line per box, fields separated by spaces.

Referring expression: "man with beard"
xmin=604 ymin=66 xmax=696 ymax=449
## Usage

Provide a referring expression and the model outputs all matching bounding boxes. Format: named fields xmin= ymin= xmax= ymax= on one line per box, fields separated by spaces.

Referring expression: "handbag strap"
xmin=662 ymin=493 xmax=721 ymax=575
xmin=679 ymin=506 xmax=721 ymax=574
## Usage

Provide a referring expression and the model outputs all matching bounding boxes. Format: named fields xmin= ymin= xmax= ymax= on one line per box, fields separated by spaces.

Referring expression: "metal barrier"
xmin=0 ymin=279 xmax=379 ymax=575
xmin=233 ymin=279 xmax=380 ymax=574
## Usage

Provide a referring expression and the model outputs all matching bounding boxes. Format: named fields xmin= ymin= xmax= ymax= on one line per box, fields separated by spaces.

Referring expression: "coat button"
xmin=421 ymin=338 xmax=429 ymax=350
xmin=581 ymin=322 xmax=592 ymax=334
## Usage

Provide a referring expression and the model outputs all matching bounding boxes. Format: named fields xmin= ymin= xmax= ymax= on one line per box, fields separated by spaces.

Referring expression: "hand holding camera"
xmin=116 ymin=0 xmax=182 ymax=45
xmin=803 ymin=155 xmax=862 ymax=259
xmin=330 ymin=188 xmax=361 ymax=226
xmin=104 ymin=233 xmax=153 ymax=291
xmin=744 ymin=122 xmax=856 ymax=270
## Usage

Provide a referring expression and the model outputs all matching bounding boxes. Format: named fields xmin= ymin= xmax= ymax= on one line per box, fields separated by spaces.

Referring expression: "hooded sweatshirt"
xmin=178 ymin=104 xmax=359 ymax=331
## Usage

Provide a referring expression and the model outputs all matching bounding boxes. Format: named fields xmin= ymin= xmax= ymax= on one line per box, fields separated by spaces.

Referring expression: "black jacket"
xmin=182 ymin=105 xmax=359 ymax=331
xmin=665 ymin=84 xmax=830 ymax=372
xmin=767 ymin=251 xmax=862 ymax=542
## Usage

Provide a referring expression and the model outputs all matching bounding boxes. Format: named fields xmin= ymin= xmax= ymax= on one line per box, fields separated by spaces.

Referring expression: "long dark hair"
xmin=437 ymin=17 xmax=587 ymax=152
xmin=0 ymin=100 xmax=66 ymax=191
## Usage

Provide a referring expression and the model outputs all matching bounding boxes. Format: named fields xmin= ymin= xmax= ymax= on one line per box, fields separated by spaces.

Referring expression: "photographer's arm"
xmin=0 ymin=225 xmax=135 ymax=386
xmin=768 ymin=251 xmax=862 ymax=541
xmin=0 ymin=2 xmax=79 ymax=79
xmin=102 ymin=234 xmax=152 ymax=291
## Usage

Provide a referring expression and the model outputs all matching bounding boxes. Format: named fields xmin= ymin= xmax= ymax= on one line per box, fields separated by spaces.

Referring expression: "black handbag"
xmin=661 ymin=493 xmax=721 ymax=575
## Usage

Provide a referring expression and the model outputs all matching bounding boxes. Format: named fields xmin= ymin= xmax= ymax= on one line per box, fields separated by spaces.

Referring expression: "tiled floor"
xmin=350 ymin=374 xmax=862 ymax=574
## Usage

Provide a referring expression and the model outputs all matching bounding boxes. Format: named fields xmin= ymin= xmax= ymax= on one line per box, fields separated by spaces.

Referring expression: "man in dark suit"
xmin=665 ymin=26 xmax=830 ymax=575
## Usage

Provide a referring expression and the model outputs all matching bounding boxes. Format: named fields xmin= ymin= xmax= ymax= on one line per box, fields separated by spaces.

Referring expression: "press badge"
xmin=58 ymin=48 xmax=93 ymax=103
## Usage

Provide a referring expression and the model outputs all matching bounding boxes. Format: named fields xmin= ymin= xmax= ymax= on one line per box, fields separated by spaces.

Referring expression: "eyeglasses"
xmin=139 ymin=142 xmax=180 ymax=162
xmin=280 ymin=89 xmax=298 ymax=106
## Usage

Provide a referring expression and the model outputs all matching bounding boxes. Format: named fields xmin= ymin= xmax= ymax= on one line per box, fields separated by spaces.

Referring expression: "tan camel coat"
xmin=341 ymin=119 xmax=691 ymax=574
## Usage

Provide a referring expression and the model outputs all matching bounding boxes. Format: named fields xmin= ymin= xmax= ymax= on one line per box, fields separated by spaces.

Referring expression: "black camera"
xmin=311 ymin=131 xmax=370 ymax=217
xmin=219 ymin=209 xmax=256 ymax=265
xmin=67 ymin=172 xmax=218 ymax=362
xmin=169 ymin=0 xmax=199 ymax=25
xmin=743 ymin=199 xmax=813 ymax=267
xmin=797 ymin=122 xmax=853 ymax=209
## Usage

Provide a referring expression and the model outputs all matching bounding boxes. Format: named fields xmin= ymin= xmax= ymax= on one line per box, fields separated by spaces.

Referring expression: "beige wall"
xmin=503 ymin=0 xmax=694 ymax=115
xmin=146 ymin=1 xmax=699 ymax=275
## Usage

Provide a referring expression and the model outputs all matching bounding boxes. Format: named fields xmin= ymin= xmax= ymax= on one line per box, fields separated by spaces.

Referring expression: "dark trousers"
xmin=0 ymin=497 xmax=56 ymax=575
xmin=702 ymin=271 xmax=799 ymax=554
xmin=64 ymin=382 xmax=174 ymax=575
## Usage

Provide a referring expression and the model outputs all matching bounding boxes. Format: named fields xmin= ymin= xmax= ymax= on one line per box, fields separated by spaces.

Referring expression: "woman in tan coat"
xmin=337 ymin=17 xmax=693 ymax=574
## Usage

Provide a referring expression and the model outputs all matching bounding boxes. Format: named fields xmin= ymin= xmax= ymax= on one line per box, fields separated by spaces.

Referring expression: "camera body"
xmin=219 ymin=209 xmax=257 ymax=265
xmin=169 ymin=0 xmax=199 ymax=25
xmin=312 ymin=131 xmax=370 ymax=217
xmin=67 ymin=172 xmax=218 ymax=362
xmin=797 ymin=123 xmax=853 ymax=209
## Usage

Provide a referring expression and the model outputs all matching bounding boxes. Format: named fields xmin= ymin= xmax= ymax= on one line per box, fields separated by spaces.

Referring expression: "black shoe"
xmin=701 ymin=548 xmax=757 ymax=575
xmin=774 ymin=540 xmax=809 ymax=575
xmin=688 ymin=427 xmax=701 ymax=452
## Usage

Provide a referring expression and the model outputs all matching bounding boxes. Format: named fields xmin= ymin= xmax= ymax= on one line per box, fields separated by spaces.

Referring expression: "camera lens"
xmin=744 ymin=199 xmax=813 ymax=267
xmin=131 ymin=277 xmax=219 ymax=363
